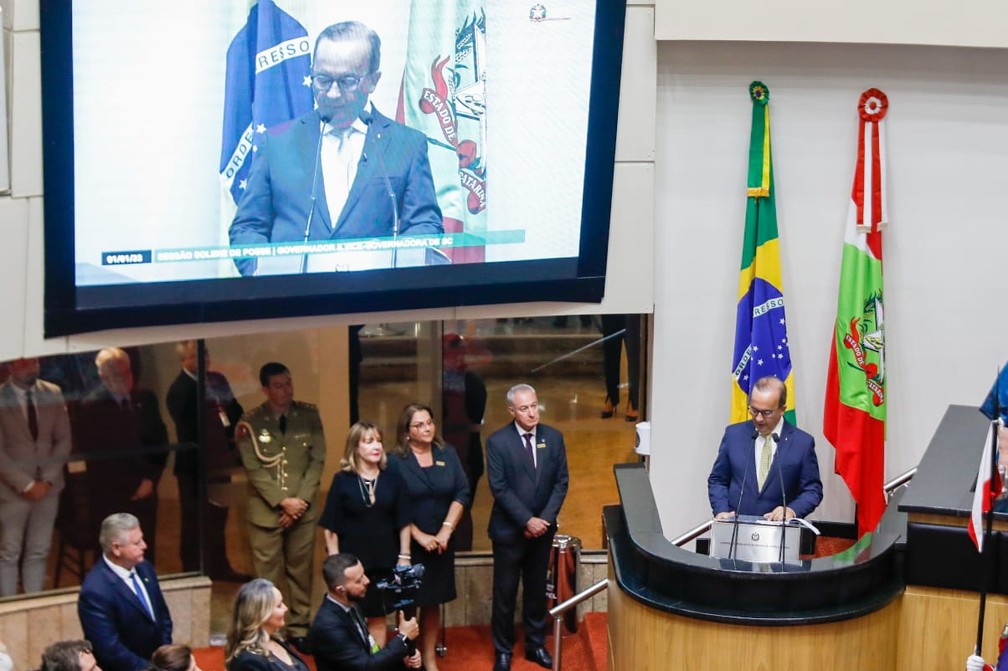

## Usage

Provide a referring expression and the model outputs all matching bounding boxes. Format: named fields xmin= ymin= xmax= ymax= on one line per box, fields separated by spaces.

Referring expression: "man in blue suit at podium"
xmin=707 ymin=376 xmax=822 ymax=521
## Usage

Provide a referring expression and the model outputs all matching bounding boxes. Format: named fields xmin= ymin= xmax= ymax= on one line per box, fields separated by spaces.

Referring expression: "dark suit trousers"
xmin=491 ymin=529 xmax=555 ymax=653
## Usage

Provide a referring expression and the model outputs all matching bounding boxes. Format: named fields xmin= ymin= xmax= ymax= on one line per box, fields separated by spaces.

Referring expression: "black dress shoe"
xmin=525 ymin=647 xmax=553 ymax=669
xmin=287 ymin=636 xmax=311 ymax=655
xmin=492 ymin=652 xmax=512 ymax=671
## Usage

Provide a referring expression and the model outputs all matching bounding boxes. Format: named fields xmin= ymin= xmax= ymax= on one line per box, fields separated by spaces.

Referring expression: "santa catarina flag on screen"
xmin=218 ymin=0 xmax=314 ymax=207
xmin=397 ymin=0 xmax=487 ymax=263
xmin=823 ymin=89 xmax=889 ymax=537
xmin=730 ymin=81 xmax=796 ymax=425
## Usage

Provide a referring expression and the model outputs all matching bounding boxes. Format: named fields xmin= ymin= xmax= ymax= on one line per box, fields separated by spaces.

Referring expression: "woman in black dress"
xmin=224 ymin=579 xmax=308 ymax=671
xmin=318 ymin=421 xmax=411 ymax=646
xmin=393 ymin=403 xmax=471 ymax=671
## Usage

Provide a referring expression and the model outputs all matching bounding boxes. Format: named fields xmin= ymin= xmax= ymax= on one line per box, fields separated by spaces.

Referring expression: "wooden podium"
xmin=607 ymin=406 xmax=1008 ymax=670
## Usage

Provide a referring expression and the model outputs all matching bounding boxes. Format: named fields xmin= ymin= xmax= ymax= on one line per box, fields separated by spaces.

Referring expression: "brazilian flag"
xmin=730 ymin=82 xmax=796 ymax=424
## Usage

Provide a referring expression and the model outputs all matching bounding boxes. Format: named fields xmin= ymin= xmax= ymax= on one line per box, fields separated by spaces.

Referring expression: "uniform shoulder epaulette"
xmin=245 ymin=403 xmax=271 ymax=419
xmin=293 ymin=400 xmax=318 ymax=411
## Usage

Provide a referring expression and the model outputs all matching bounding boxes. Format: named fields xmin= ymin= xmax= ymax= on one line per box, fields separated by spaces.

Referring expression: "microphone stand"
xmin=728 ymin=433 xmax=755 ymax=561
xmin=359 ymin=111 xmax=401 ymax=268
xmin=300 ymin=114 xmax=330 ymax=274
xmin=772 ymin=432 xmax=788 ymax=566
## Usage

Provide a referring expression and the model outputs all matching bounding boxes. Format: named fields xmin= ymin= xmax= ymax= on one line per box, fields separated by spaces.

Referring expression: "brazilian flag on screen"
xmin=729 ymin=82 xmax=796 ymax=424
xmin=218 ymin=0 xmax=314 ymax=206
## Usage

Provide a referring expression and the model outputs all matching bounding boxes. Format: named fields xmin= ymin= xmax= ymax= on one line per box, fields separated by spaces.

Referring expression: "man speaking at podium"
xmin=229 ymin=21 xmax=443 ymax=276
xmin=707 ymin=376 xmax=822 ymax=521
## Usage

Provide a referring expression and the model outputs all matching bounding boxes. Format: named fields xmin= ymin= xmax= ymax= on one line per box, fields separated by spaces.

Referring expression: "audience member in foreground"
xmin=308 ymin=553 xmax=421 ymax=671
xmin=149 ymin=645 xmax=201 ymax=671
xmin=40 ymin=640 xmax=101 ymax=671
xmin=224 ymin=579 xmax=308 ymax=671
xmin=78 ymin=514 xmax=172 ymax=671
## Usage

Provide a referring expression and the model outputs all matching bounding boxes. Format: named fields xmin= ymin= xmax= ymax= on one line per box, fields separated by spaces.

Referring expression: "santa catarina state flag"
xmin=397 ymin=0 xmax=487 ymax=264
xmin=823 ymin=88 xmax=889 ymax=537
xmin=730 ymin=81 xmax=796 ymax=425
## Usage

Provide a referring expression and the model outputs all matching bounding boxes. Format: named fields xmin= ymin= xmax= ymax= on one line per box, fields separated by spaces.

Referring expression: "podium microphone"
xmin=772 ymin=432 xmax=788 ymax=564
xmin=300 ymin=111 xmax=332 ymax=274
xmin=358 ymin=110 xmax=401 ymax=267
xmin=728 ymin=431 xmax=757 ymax=560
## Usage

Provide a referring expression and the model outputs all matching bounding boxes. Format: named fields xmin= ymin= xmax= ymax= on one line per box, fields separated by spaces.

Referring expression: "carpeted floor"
xmin=194 ymin=613 xmax=609 ymax=671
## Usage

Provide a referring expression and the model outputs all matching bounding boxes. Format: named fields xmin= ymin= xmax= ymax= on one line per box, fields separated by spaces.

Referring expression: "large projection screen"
xmin=41 ymin=0 xmax=626 ymax=336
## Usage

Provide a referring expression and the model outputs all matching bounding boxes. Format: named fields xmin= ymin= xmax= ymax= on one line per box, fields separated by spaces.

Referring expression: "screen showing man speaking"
xmin=70 ymin=1 xmax=595 ymax=290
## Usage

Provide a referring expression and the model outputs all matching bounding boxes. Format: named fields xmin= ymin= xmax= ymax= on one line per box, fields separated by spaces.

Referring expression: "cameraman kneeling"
xmin=309 ymin=554 xmax=422 ymax=671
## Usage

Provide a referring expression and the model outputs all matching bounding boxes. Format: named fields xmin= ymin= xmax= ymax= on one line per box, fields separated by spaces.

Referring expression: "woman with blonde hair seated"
xmin=224 ymin=579 xmax=308 ymax=671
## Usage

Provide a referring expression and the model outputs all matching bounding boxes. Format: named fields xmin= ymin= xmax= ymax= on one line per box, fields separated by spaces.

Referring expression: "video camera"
xmin=374 ymin=563 xmax=425 ymax=611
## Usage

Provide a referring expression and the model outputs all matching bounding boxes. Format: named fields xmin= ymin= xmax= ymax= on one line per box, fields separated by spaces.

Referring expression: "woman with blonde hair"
xmin=393 ymin=403 xmax=470 ymax=671
xmin=317 ymin=421 xmax=411 ymax=646
xmin=224 ymin=579 xmax=307 ymax=671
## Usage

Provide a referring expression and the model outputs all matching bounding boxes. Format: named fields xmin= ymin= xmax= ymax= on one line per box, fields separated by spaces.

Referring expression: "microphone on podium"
xmin=728 ymin=430 xmax=758 ymax=560
xmin=300 ymin=111 xmax=333 ymax=274
xmin=771 ymin=432 xmax=789 ymax=563
xmin=358 ymin=110 xmax=402 ymax=266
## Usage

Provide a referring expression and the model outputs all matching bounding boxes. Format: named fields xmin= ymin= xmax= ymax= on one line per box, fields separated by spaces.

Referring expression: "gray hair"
xmin=506 ymin=384 xmax=536 ymax=407
xmin=94 ymin=347 xmax=129 ymax=374
xmin=99 ymin=513 xmax=140 ymax=553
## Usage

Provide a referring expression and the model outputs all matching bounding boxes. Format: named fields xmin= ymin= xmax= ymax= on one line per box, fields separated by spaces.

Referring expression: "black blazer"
xmin=78 ymin=559 xmax=172 ymax=671
xmin=308 ymin=597 xmax=409 ymax=671
xmin=227 ymin=641 xmax=307 ymax=671
xmin=485 ymin=422 xmax=569 ymax=542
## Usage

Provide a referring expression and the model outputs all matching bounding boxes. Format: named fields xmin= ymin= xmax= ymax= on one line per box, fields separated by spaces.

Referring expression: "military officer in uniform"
xmin=235 ymin=362 xmax=327 ymax=652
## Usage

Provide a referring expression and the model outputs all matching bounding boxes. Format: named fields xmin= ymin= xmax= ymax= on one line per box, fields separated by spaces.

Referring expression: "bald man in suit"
xmin=0 ymin=357 xmax=72 ymax=596
xmin=486 ymin=384 xmax=569 ymax=671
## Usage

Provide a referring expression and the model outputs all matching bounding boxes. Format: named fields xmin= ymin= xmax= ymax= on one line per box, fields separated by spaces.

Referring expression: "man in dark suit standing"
xmin=0 ymin=357 xmax=72 ymax=596
xmin=165 ymin=340 xmax=247 ymax=580
xmin=486 ymin=384 xmax=569 ymax=671
xmin=78 ymin=513 xmax=172 ymax=671
xmin=707 ymin=376 xmax=822 ymax=521
xmin=308 ymin=553 xmax=420 ymax=671
xmin=229 ymin=20 xmax=443 ymax=276
xmin=73 ymin=348 xmax=169 ymax=563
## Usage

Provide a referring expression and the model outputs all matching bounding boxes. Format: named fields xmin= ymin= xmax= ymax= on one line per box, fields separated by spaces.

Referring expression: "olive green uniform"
xmin=236 ymin=400 xmax=326 ymax=637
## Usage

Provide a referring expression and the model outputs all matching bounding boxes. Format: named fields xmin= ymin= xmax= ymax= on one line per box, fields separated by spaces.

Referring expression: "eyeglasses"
xmin=311 ymin=73 xmax=367 ymax=93
xmin=747 ymin=406 xmax=779 ymax=419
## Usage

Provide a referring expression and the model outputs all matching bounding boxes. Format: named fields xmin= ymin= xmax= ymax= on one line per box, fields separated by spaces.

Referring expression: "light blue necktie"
xmin=130 ymin=571 xmax=154 ymax=619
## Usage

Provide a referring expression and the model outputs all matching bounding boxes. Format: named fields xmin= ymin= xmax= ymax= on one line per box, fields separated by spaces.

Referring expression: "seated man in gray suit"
xmin=0 ymin=357 xmax=72 ymax=596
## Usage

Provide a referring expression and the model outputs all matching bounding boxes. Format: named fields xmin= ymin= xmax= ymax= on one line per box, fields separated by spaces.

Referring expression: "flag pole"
xmin=976 ymin=367 xmax=1003 ymax=656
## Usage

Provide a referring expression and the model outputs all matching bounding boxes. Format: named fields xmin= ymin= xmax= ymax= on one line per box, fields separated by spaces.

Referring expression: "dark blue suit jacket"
xmin=486 ymin=423 xmax=569 ymax=542
xmin=78 ymin=559 xmax=172 ymax=671
xmin=707 ymin=420 xmax=822 ymax=519
xmin=308 ymin=597 xmax=409 ymax=671
xmin=229 ymin=107 xmax=443 ymax=276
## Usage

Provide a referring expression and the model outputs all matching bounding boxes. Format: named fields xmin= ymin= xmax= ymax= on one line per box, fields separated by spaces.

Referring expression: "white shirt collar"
xmin=514 ymin=422 xmax=536 ymax=441
xmin=102 ymin=554 xmax=137 ymax=581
